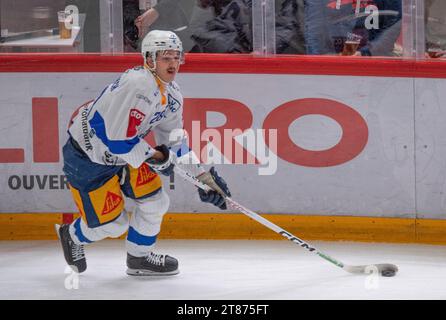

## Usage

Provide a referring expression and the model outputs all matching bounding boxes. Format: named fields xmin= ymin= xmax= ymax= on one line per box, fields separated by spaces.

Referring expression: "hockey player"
xmin=56 ymin=30 xmax=231 ymax=276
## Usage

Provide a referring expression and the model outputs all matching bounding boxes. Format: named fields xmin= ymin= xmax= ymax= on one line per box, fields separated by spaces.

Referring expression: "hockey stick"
xmin=174 ymin=166 xmax=398 ymax=277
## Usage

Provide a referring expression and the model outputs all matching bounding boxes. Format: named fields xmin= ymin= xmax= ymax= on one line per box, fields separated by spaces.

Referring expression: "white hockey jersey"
xmin=68 ymin=66 xmax=189 ymax=168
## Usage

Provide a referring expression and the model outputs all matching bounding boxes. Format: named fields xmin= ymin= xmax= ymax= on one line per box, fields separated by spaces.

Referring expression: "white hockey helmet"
xmin=141 ymin=30 xmax=184 ymax=67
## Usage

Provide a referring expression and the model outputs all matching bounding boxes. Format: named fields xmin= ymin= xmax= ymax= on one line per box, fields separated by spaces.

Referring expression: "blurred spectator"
xmin=190 ymin=0 xmax=252 ymax=53
xmin=123 ymin=0 xmax=182 ymax=52
xmin=305 ymin=0 xmax=402 ymax=56
xmin=126 ymin=0 xmax=305 ymax=54
xmin=425 ymin=0 xmax=446 ymax=58
xmin=189 ymin=0 xmax=305 ymax=54
xmin=123 ymin=0 xmax=141 ymax=51
xmin=276 ymin=0 xmax=306 ymax=54
xmin=136 ymin=0 xmax=189 ymax=35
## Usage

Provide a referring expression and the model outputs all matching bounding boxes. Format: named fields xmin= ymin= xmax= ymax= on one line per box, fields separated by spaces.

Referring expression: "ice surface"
xmin=0 ymin=239 xmax=445 ymax=300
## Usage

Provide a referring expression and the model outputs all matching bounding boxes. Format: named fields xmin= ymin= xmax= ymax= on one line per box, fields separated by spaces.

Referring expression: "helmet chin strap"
xmin=144 ymin=62 xmax=169 ymax=106
xmin=144 ymin=62 xmax=170 ymax=85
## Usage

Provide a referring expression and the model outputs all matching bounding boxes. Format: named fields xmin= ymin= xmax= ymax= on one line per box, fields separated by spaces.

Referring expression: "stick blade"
xmin=344 ymin=263 xmax=398 ymax=277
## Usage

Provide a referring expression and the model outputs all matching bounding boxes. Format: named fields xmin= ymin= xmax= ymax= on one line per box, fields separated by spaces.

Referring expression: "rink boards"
xmin=1 ymin=55 xmax=446 ymax=241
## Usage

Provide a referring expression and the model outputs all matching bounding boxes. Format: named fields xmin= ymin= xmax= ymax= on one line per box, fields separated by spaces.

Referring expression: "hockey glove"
xmin=146 ymin=144 xmax=175 ymax=176
xmin=197 ymin=167 xmax=231 ymax=210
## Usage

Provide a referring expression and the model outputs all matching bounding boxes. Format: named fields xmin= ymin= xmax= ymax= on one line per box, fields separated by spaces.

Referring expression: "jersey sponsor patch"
xmin=136 ymin=164 xmax=158 ymax=187
xmin=101 ymin=191 xmax=123 ymax=215
xmin=127 ymin=108 xmax=146 ymax=137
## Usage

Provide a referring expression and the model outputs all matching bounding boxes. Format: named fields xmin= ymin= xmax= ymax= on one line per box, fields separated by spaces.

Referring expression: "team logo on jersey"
xmin=127 ymin=108 xmax=146 ymax=137
xmin=136 ymin=164 xmax=158 ymax=187
xmin=101 ymin=191 xmax=123 ymax=215
xmin=167 ymin=94 xmax=181 ymax=113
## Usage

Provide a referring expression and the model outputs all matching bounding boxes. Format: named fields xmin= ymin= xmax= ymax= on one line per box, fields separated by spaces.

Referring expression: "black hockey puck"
xmin=381 ymin=269 xmax=396 ymax=277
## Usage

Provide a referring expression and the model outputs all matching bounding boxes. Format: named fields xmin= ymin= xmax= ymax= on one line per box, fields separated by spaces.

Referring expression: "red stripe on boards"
xmin=0 ymin=53 xmax=446 ymax=78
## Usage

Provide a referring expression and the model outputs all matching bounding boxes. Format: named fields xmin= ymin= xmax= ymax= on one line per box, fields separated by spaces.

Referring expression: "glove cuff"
xmin=147 ymin=145 xmax=174 ymax=172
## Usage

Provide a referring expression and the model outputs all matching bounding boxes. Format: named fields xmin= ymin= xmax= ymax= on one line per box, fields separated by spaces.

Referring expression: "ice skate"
xmin=55 ymin=224 xmax=87 ymax=273
xmin=126 ymin=252 xmax=179 ymax=276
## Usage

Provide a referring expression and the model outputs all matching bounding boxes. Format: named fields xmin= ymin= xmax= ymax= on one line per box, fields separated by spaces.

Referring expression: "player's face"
xmin=155 ymin=50 xmax=181 ymax=83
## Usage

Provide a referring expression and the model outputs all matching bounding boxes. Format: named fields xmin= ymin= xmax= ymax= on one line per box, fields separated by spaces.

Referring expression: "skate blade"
xmin=68 ymin=265 xmax=82 ymax=273
xmin=126 ymin=268 xmax=180 ymax=277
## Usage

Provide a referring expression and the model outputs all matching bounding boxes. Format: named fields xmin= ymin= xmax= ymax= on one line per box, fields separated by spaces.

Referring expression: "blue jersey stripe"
xmin=127 ymin=226 xmax=157 ymax=246
xmin=89 ymin=111 xmax=140 ymax=154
